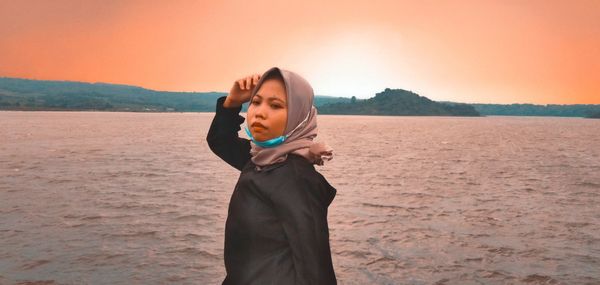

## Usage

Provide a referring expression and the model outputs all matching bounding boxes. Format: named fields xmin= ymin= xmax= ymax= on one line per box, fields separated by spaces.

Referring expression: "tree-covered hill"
xmin=0 ymin=77 xmax=347 ymax=112
xmin=2 ymin=77 xmax=599 ymax=117
xmin=0 ymin=77 xmax=219 ymax=111
xmin=318 ymin=88 xmax=481 ymax=116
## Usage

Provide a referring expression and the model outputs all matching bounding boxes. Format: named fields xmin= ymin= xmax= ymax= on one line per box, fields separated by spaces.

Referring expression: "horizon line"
xmin=1 ymin=75 xmax=598 ymax=106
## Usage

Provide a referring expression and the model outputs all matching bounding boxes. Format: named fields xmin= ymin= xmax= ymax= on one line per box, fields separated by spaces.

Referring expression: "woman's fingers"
xmin=237 ymin=79 xmax=245 ymax=90
xmin=236 ymin=73 xmax=262 ymax=91
xmin=253 ymin=74 xmax=260 ymax=85
xmin=242 ymin=77 xmax=247 ymax=89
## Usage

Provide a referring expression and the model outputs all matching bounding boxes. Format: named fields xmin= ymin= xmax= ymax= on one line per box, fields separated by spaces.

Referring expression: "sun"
xmin=302 ymin=30 xmax=398 ymax=99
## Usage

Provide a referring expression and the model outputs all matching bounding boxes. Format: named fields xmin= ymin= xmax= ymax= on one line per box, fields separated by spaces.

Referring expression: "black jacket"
xmin=206 ymin=96 xmax=337 ymax=285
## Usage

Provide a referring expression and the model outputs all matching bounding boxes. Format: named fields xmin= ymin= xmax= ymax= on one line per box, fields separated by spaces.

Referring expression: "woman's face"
xmin=247 ymin=78 xmax=288 ymax=142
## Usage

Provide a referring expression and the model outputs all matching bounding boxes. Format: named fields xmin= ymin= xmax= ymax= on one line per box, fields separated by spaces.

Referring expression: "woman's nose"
xmin=254 ymin=103 xmax=267 ymax=119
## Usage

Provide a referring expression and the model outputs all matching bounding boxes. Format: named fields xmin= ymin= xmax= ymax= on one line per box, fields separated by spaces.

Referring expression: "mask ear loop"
xmin=284 ymin=108 xmax=312 ymax=138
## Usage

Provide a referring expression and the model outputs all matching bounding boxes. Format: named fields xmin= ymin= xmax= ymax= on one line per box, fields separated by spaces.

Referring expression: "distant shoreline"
xmin=2 ymin=77 xmax=600 ymax=117
xmin=4 ymin=109 xmax=600 ymax=119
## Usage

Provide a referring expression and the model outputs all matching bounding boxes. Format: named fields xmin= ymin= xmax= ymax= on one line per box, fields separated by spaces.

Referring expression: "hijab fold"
xmin=246 ymin=67 xmax=333 ymax=169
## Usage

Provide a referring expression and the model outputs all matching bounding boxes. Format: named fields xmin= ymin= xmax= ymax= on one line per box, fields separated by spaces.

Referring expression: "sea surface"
xmin=1 ymin=111 xmax=599 ymax=285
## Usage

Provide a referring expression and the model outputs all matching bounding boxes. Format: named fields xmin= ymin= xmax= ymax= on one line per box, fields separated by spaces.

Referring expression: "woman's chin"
xmin=253 ymin=135 xmax=271 ymax=142
xmin=254 ymin=131 xmax=282 ymax=142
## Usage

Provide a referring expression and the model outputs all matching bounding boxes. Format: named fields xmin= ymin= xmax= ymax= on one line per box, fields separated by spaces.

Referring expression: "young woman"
xmin=206 ymin=66 xmax=337 ymax=284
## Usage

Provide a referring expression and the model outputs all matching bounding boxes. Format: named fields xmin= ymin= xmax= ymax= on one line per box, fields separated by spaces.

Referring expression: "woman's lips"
xmin=252 ymin=125 xmax=266 ymax=132
xmin=251 ymin=122 xmax=267 ymax=131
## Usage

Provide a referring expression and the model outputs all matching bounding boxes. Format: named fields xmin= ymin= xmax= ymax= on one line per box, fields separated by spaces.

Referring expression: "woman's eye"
xmin=271 ymin=104 xmax=282 ymax=109
xmin=251 ymin=101 xmax=259 ymax=105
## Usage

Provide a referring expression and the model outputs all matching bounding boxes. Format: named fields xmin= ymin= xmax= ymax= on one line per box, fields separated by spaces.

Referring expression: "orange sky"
xmin=1 ymin=0 xmax=599 ymax=104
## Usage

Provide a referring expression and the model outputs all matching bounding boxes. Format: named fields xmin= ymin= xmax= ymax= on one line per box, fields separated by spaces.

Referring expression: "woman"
xmin=206 ymin=66 xmax=337 ymax=285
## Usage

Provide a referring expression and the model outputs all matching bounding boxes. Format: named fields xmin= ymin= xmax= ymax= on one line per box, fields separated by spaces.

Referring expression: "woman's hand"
xmin=224 ymin=73 xmax=262 ymax=108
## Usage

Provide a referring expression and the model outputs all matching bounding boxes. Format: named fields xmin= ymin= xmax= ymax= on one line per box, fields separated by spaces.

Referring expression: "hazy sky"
xmin=1 ymin=0 xmax=599 ymax=104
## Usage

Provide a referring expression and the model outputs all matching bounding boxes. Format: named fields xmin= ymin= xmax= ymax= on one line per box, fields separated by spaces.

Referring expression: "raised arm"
xmin=270 ymin=174 xmax=337 ymax=285
xmin=206 ymin=96 xmax=251 ymax=171
xmin=206 ymin=73 xmax=262 ymax=170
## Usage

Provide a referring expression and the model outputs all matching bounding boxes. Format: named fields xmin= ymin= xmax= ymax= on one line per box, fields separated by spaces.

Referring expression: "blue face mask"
xmin=244 ymin=112 xmax=311 ymax=148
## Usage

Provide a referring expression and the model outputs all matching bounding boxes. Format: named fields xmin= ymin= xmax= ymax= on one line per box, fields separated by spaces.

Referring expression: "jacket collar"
xmin=247 ymin=153 xmax=308 ymax=173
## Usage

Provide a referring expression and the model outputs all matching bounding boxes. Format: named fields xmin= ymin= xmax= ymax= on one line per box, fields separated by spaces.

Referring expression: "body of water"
xmin=1 ymin=111 xmax=599 ymax=284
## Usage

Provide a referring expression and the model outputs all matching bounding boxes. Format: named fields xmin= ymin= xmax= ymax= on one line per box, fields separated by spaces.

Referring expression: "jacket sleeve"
xmin=270 ymin=175 xmax=337 ymax=285
xmin=206 ymin=96 xmax=251 ymax=171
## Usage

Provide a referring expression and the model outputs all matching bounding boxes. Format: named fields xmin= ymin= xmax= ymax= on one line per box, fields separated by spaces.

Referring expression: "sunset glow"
xmin=0 ymin=0 xmax=598 ymax=104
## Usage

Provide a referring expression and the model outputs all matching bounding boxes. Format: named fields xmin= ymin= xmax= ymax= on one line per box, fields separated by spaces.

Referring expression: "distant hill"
xmin=0 ymin=77 xmax=219 ymax=112
xmin=0 ymin=77 xmax=347 ymax=112
xmin=318 ymin=88 xmax=481 ymax=116
xmin=2 ymin=77 xmax=599 ymax=117
xmin=588 ymin=112 xmax=600 ymax=119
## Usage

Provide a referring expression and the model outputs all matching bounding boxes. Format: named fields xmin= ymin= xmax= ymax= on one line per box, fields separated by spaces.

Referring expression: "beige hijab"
xmin=246 ymin=67 xmax=333 ymax=169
